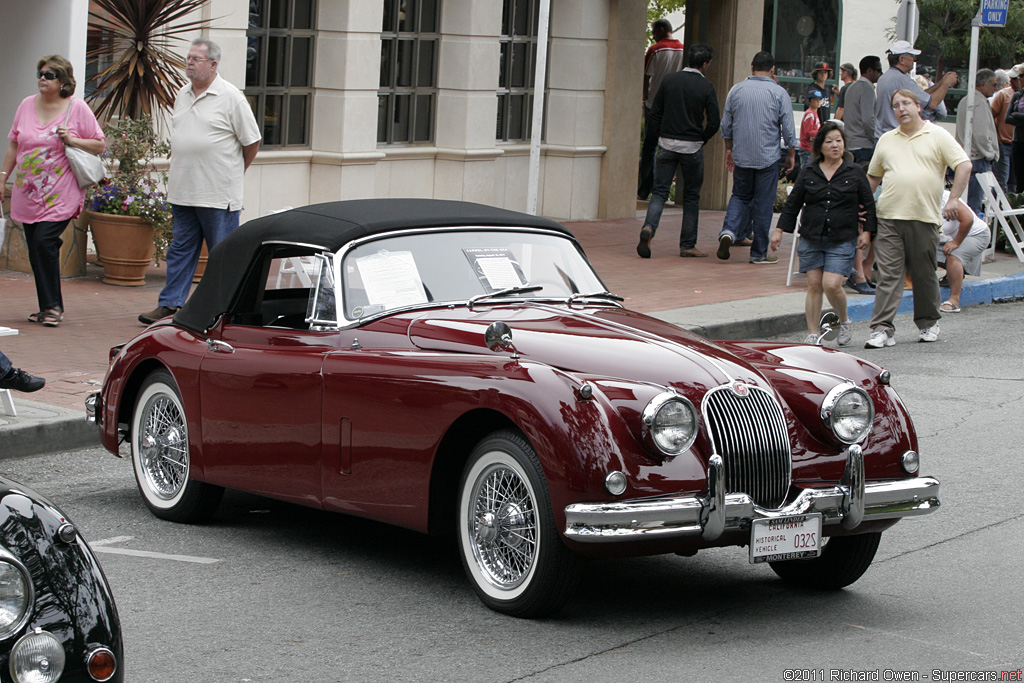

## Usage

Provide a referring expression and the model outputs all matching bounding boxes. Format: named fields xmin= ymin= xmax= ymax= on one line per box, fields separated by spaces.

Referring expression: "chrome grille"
xmin=702 ymin=384 xmax=791 ymax=509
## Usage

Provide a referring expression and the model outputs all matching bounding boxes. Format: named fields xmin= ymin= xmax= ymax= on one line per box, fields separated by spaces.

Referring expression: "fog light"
xmin=901 ymin=450 xmax=920 ymax=474
xmin=604 ymin=471 xmax=627 ymax=496
xmin=87 ymin=647 xmax=117 ymax=682
xmin=9 ymin=629 xmax=65 ymax=683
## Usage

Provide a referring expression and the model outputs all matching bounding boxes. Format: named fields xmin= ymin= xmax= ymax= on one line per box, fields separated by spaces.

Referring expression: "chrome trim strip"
xmin=841 ymin=445 xmax=865 ymax=529
xmin=85 ymin=392 xmax=100 ymax=424
xmin=564 ymin=474 xmax=940 ymax=543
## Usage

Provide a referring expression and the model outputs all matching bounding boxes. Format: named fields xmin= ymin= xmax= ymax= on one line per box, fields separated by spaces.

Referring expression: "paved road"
xmin=3 ymin=302 xmax=1023 ymax=682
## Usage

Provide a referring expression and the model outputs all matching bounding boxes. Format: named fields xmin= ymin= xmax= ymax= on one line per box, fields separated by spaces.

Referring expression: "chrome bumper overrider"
xmin=564 ymin=445 xmax=940 ymax=542
xmin=85 ymin=392 xmax=99 ymax=425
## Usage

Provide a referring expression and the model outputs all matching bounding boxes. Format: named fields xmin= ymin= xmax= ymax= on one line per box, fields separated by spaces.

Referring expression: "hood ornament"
xmin=729 ymin=380 xmax=750 ymax=398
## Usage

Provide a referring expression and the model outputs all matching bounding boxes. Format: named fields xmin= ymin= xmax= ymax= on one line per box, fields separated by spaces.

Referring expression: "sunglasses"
xmin=37 ymin=71 xmax=57 ymax=80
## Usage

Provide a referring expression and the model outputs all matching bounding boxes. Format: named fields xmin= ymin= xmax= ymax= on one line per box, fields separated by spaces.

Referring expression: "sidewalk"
xmin=3 ymin=205 xmax=1023 ymax=456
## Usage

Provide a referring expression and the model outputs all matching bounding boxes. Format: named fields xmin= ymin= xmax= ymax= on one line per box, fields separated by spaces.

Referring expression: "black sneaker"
xmin=139 ymin=306 xmax=180 ymax=325
xmin=717 ymin=233 xmax=733 ymax=260
xmin=0 ymin=368 xmax=45 ymax=393
xmin=636 ymin=227 xmax=653 ymax=258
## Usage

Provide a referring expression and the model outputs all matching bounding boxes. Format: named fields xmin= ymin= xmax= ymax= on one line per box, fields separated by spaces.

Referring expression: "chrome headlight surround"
xmin=821 ymin=383 xmax=875 ymax=444
xmin=642 ymin=392 xmax=699 ymax=457
xmin=0 ymin=549 xmax=34 ymax=642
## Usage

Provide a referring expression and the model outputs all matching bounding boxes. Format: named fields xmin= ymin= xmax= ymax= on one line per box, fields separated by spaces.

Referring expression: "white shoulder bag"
xmin=62 ymin=99 xmax=105 ymax=188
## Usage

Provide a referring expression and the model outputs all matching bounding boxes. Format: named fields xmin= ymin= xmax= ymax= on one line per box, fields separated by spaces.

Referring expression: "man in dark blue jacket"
xmin=636 ymin=43 xmax=721 ymax=259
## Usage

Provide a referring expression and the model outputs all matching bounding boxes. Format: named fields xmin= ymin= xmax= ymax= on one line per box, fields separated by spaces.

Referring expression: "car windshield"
xmin=338 ymin=228 xmax=607 ymax=321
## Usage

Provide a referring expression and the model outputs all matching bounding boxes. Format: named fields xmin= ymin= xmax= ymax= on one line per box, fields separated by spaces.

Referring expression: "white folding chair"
xmin=785 ymin=185 xmax=803 ymax=286
xmin=977 ymin=171 xmax=1024 ymax=263
xmin=0 ymin=326 xmax=20 ymax=417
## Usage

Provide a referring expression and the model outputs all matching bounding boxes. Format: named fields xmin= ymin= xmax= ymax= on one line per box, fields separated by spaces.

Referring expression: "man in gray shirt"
xmin=844 ymin=55 xmax=883 ymax=165
xmin=955 ymin=68 xmax=1000 ymax=214
xmin=875 ymin=40 xmax=958 ymax=139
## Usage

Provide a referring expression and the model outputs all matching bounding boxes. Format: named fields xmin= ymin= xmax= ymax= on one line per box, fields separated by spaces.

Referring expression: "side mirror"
xmin=485 ymin=321 xmax=519 ymax=359
xmin=817 ymin=311 xmax=841 ymax=343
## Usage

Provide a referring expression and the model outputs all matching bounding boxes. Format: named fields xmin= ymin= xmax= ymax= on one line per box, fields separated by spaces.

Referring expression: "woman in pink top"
xmin=1 ymin=55 xmax=104 ymax=327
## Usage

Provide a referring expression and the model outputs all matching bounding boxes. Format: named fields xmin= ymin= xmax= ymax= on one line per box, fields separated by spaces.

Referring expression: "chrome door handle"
xmin=206 ymin=339 xmax=235 ymax=354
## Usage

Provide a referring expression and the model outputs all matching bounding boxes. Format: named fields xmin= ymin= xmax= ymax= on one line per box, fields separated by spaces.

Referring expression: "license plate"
xmin=749 ymin=514 xmax=822 ymax=564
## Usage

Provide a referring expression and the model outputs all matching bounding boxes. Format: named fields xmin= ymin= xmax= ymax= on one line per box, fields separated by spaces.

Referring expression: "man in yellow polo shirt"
xmin=865 ymin=88 xmax=971 ymax=348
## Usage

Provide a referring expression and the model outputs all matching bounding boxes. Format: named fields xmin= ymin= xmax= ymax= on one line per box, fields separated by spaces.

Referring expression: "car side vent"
xmin=702 ymin=384 xmax=791 ymax=510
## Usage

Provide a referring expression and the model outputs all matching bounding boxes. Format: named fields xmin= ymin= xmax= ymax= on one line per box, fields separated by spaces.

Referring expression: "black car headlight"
xmin=0 ymin=553 xmax=34 ymax=641
xmin=821 ymin=383 xmax=874 ymax=444
xmin=642 ymin=392 xmax=698 ymax=456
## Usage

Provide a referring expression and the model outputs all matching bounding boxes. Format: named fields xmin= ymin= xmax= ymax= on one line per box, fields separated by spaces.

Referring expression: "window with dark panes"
xmin=496 ymin=0 xmax=541 ymax=141
xmin=245 ymin=0 xmax=316 ymax=147
xmin=378 ymin=0 xmax=440 ymax=144
xmin=762 ymin=0 xmax=841 ymax=110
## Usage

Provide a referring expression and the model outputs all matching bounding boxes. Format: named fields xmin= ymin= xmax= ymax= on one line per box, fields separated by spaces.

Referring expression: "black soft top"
xmin=173 ymin=198 xmax=572 ymax=333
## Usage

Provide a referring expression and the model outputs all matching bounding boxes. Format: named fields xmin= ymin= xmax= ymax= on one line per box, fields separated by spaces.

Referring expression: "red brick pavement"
xmin=1 ymin=207 xmax=798 ymax=412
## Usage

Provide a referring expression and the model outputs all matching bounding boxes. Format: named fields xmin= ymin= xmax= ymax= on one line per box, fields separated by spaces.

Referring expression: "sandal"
xmin=27 ymin=311 xmax=45 ymax=323
xmin=939 ymin=300 xmax=960 ymax=313
xmin=40 ymin=310 xmax=64 ymax=327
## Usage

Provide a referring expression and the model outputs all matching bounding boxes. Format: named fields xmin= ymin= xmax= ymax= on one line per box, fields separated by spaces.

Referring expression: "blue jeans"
xmin=0 ymin=350 xmax=11 ymax=376
xmin=995 ymin=142 xmax=1013 ymax=193
xmin=643 ymin=146 xmax=705 ymax=249
xmin=158 ymin=205 xmax=240 ymax=308
xmin=851 ymin=147 xmax=875 ymax=166
xmin=966 ymin=158 xmax=993 ymax=216
xmin=721 ymin=162 xmax=780 ymax=261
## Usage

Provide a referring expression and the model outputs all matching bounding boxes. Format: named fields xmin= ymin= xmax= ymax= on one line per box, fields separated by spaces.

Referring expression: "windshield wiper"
xmin=567 ymin=291 xmax=625 ymax=306
xmin=468 ymin=285 xmax=544 ymax=308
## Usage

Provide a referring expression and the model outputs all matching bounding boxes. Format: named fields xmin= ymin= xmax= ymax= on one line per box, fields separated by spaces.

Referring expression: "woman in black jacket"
xmin=1005 ymin=87 xmax=1024 ymax=192
xmin=771 ymin=121 xmax=877 ymax=346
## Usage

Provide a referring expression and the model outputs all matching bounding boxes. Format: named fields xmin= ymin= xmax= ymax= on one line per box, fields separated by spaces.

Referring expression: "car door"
xmin=198 ymin=250 xmax=336 ymax=505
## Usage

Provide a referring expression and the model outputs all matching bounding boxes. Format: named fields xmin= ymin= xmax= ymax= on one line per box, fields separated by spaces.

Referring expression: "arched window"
xmin=762 ymin=0 xmax=842 ymax=110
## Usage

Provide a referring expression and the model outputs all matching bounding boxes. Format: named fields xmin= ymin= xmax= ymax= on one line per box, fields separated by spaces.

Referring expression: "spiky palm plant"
xmin=86 ymin=0 xmax=212 ymax=121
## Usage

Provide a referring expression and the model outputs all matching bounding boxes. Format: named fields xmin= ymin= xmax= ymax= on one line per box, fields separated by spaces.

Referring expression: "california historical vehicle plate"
xmin=749 ymin=514 xmax=822 ymax=563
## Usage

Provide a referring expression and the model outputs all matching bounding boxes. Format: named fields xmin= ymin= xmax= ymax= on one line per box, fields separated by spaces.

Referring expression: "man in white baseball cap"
xmin=875 ymin=40 xmax=958 ymax=138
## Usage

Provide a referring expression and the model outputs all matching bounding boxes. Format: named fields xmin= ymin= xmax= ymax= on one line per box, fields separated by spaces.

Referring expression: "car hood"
xmin=406 ymin=303 xmax=771 ymax=393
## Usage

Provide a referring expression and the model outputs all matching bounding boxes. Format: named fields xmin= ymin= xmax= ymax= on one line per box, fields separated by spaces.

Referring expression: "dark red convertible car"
xmin=87 ymin=199 xmax=939 ymax=617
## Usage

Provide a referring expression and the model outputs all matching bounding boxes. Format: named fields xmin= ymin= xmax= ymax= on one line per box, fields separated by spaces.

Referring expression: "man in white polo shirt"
xmin=139 ymin=38 xmax=261 ymax=324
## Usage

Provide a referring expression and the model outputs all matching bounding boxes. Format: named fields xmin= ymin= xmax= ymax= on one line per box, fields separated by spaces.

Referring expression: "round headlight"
xmin=0 ymin=559 xmax=33 ymax=640
xmin=9 ymin=629 xmax=65 ymax=683
xmin=821 ymin=384 xmax=874 ymax=444
xmin=643 ymin=393 xmax=698 ymax=456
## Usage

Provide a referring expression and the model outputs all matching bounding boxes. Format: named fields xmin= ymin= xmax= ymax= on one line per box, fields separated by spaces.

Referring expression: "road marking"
xmin=90 ymin=536 xmax=220 ymax=565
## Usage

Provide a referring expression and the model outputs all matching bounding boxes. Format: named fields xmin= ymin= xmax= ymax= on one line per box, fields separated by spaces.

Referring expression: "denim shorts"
xmin=797 ymin=236 xmax=856 ymax=275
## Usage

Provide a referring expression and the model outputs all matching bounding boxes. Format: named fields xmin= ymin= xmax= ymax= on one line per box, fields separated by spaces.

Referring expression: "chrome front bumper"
xmin=564 ymin=445 xmax=940 ymax=543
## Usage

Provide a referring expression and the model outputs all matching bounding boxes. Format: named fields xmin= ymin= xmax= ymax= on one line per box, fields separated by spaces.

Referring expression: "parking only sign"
xmin=981 ymin=0 xmax=1009 ymax=26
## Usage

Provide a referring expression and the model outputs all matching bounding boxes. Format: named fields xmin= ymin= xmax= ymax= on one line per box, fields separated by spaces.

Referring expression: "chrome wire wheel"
xmin=130 ymin=369 xmax=223 ymax=523
xmin=468 ymin=460 xmax=538 ymax=591
xmin=138 ymin=393 xmax=188 ymax=500
xmin=457 ymin=430 xmax=580 ymax=617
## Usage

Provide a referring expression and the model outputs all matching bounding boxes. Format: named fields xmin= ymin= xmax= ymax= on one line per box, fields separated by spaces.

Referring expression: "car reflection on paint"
xmin=87 ymin=199 xmax=939 ymax=618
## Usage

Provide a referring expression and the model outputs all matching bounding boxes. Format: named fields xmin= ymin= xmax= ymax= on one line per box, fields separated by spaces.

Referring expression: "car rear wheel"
xmin=131 ymin=369 xmax=223 ymax=523
xmin=769 ymin=532 xmax=882 ymax=589
xmin=457 ymin=429 xmax=580 ymax=618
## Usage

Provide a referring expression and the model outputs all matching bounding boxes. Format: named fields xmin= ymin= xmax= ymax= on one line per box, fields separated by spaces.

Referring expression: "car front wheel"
xmin=769 ymin=532 xmax=882 ymax=589
xmin=130 ymin=369 xmax=223 ymax=523
xmin=457 ymin=429 xmax=580 ymax=617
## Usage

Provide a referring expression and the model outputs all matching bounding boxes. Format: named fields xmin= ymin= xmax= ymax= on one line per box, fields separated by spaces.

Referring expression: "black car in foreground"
xmin=0 ymin=475 xmax=122 ymax=682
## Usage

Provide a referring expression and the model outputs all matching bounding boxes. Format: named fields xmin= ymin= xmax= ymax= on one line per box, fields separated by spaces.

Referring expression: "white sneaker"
xmin=803 ymin=334 xmax=820 ymax=345
xmin=864 ymin=329 xmax=895 ymax=349
xmin=918 ymin=323 xmax=940 ymax=343
xmin=838 ymin=320 xmax=853 ymax=347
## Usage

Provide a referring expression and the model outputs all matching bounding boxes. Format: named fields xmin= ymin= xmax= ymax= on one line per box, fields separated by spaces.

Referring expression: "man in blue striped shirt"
xmin=717 ymin=51 xmax=796 ymax=264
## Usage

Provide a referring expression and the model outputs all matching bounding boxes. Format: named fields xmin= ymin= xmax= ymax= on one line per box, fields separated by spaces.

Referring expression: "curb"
xmin=0 ymin=399 xmax=100 ymax=459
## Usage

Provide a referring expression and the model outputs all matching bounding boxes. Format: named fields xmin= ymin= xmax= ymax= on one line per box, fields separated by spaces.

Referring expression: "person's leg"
xmin=996 ymin=143 xmax=1012 ymax=193
xmin=677 ymin=149 xmax=704 ymax=251
xmin=23 ymin=220 xmax=69 ymax=314
xmin=966 ymin=160 xmax=991 ymax=215
xmin=158 ymin=205 xmax=205 ymax=309
xmin=637 ymin=106 xmax=657 ymax=199
xmin=719 ymin=166 xmax=754 ymax=259
xmin=822 ymin=271 xmax=849 ymax=322
xmin=868 ymin=219 xmax=906 ymax=335
xmin=944 ymin=254 xmax=965 ymax=308
xmin=904 ymin=220 xmax=941 ymax=332
xmin=804 ymin=268 xmax=824 ymax=335
xmin=749 ymin=163 xmax=780 ymax=261
xmin=1014 ymin=141 xmax=1024 ymax=193
xmin=0 ymin=350 xmax=11 ymax=376
xmin=195 ymin=206 xmax=241 ymax=249
xmin=643 ymin=148 xmax=678 ymax=237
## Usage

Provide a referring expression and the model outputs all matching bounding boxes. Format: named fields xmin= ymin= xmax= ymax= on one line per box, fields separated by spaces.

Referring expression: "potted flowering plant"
xmin=85 ymin=116 xmax=172 ymax=285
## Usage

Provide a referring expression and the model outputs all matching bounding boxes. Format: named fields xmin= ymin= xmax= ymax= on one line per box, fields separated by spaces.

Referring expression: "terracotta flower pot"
xmin=86 ymin=210 xmax=156 ymax=287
